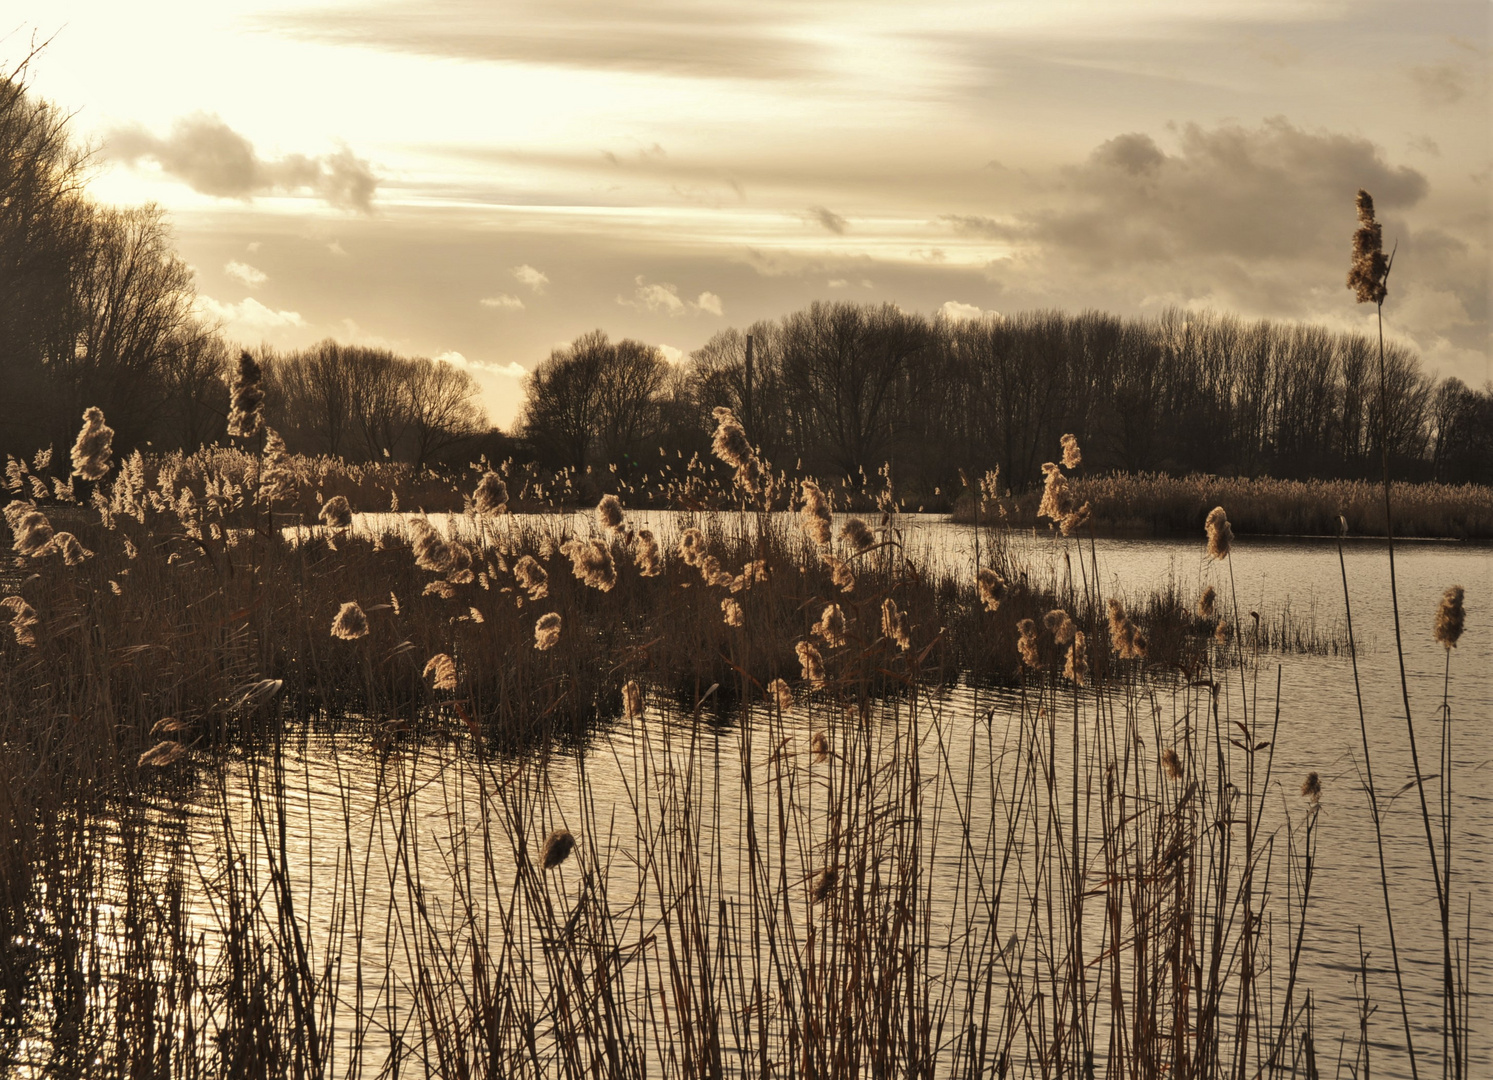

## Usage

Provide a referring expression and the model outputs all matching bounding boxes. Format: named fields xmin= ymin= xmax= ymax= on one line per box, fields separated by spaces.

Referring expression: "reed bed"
xmin=0 ymin=410 xmax=1474 ymax=1078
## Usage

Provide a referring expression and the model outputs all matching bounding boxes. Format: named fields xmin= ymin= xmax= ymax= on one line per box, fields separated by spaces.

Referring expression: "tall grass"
xmin=0 ymin=417 xmax=1472 ymax=1077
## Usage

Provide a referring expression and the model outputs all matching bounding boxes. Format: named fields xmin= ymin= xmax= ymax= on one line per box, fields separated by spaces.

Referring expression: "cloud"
xmin=271 ymin=0 xmax=816 ymax=82
xmin=106 ymin=114 xmax=379 ymax=212
xmin=437 ymin=350 xmax=527 ymax=377
xmin=658 ymin=344 xmax=685 ymax=365
xmin=1407 ymin=63 xmax=1468 ymax=106
xmin=195 ymin=295 xmax=305 ymax=330
xmin=224 ymin=261 xmax=267 ymax=287
xmin=513 ymin=264 xmax=549 ymax=292
xmin=619 ymin=277 xmax=722 ymax=316
xmin=480 ymin=294 xmax=525 ymax=310
xmin=939 ymin=300 xmax=987 ymax=323
xmin=827 ymin=278 xmax=849 ymax=288
xmin=808 ymin=205 xmax=849 ymax=234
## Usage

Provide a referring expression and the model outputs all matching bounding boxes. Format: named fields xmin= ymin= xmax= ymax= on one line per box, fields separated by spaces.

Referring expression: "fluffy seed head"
xmin=813 ymin=603 xmax=846 ymax=647
xmin=5 ymin=501 xmax=54 ymax=557
xmin=331 ymin=601 xmax=370 ymax=640
xmin=70 ymin=407 xmax=114 ymax=481
xmin=767 ymin=678 xmax=794 ymax=710
xmin=977 ymin=568 xmax=1007 ymax=613
xmin=1347 ymin=189 xmax=1389 ymax=305
xmin=678 ymin=527 xmax=707 ymax=567
xmin=811 ymin=866 xmax=838 ymax=902
xmin=1162 ymin=748 xmax=1183 ymax=780
xmin=259 ymin=428 xmax=294 ymax=503
xmin=473 ymin=472 xmax=509 ymax=515
xmin=514 ymin=555 xmax=549 ymax=600
xmin=560 ymin=538 xmax=617 ymax=591
xmin=1060 ymin=433 xmax=1082 ymax=469
xmin=1108 ymin=598 xmax=1138 ymax=659
xmin=710 ymin=406 xmax=762 ymax=496
xmin=138 ymin=741 xmax=187 ymax=768
xmin=1301 ymin=771 xmax=1322 ymax=805
xmin=1 ymin=595 xmax=39 ymax=647
xmin=319 ymin=495 xmax=352 ymax=529
xmin=799 ymin=480 xmax=833 ymax=545
xmin=1044 ymin=609 xmax=1076 ymax=645
xmin=534 ymin=612 xmax=562 ymax=650
xmin=882 ymin=598 xmax=911 ymax=651
xmin=722 ymin=597 xmax=744 ymax=627
xmin=826 ymin=555 xmax=856 ymax=593
xmin=50 ymin=532 xmax=91 ymax=566
xmin=840 ymin=517 xmax=874 ymax=552
xmin=410 ymin=518 xmax=455 ymax=573
xmin=796 ymin=640 xmax=826 ymax=688
xmin=1204 ymin=506 xmax=1233 ymax=561
xmin=541 ymin=829 xmax=576 ymax=869
xmin=423 ymin=653 xmax=457 ymax=690
xmin=810 ymin=731 xmax=829 ymax=762
xmin=622 ymin=679 xmax=643 ymax=719
xmin=1434 ymin=585 xmax=1465 ymax=650
xmin=633 ymin=529 xmax=663 ymax=576
xmin=1059 ymin=502 xmax=1091 ymax=537
xmin=1037 ymin=462 xmax=1073 ymax=524
xmin=1016 ymin=619 xmax=1040 ymax=669
xmin=1063 ymin=630 xmax=1089 ymax=686
xmin=1197 ymin=586 xmax=1217 ymax=620
xmin=597 ymin=493 xmax=625 ymax=533
xmin=226 ymin=351 xmax=265 ymax=438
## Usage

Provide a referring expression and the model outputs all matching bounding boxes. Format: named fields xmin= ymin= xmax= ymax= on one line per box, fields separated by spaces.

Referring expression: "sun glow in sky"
xmin=13 ymin=0 xmax=1490 ymax=426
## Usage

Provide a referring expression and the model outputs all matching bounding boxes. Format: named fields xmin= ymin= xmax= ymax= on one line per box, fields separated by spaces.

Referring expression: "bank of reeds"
xmin=957 ymin=471 xmax=1493 ymax=540
xmin=0 ymin=410 xmax=1473 ymax=1078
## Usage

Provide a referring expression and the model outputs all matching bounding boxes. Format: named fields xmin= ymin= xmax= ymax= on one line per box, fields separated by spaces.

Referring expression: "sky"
xmin=10 ymin=0 xmax=1490 ymax=428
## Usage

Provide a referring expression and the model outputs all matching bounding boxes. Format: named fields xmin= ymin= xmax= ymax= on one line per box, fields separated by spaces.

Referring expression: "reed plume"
xmin=70 ymin=406 xmax=114 ymax=481
xmin=1433 ymin=585 xmax=1464 ymax=649
xmin=445 ymin=540 xmax=475 ymax=585
xmin=331 ymin=601 xmax=370 ymax=640
xmin=1044 ymin=608 xmax=1076 ymax=645
xmin=1198 ymin=585 xmax=1217 ymax=620
xmin=840 ymin=517 xmax=874 ymax=552
xmin=813 ymin=603 xmax=846 ymax=647
xmin=799 ymin=480 xmax=833 ymax=545
xmin=560 ymin=538 xmax=617 ymax=592
xmin=49 ymin=532 xmax=91 ymax=566
xmin=319 ymin=495 xmax=352 ymax=529
xmin=1347 ymin=189 xmax=1389 ymax=305
xmin=796 ymin=640 xmax=826 ymax=688
xmin=1301 ymin=771 xmax=1322 ymax=805
xmin=730 ymin=558 xmax=768 ymax=593
xmin=767 ymin=678 xmax=794 ymax=709
xmin=259 ymin=429 xmax=294 ymax=503
xmin=1162 ymin=748 xmax=1184 ymax=780
xmin=423 ymin=653 xmax=457 ymax=691
xmin=137 ymin=741 xmax=187 ymax=768
xmin=1 ymin=595 xmax=39 ymax=646
xmin=622 ymin=679 xmax=643 ymax=720
xmin=540 ymin=829 xmax=576 ymax=870
xmin=882 ymin=598 xmax=911 ymax=651
xmin=710 ymin=406 xmax=763 ymax=496
xmin=1205 ymin=506 xmax=1233 ymax=561
xmin=1060 ymin=433 xmax=1081 ymax=469
xmin=633 ymin=529 xmax=663 ymax=576
xmin=423 ymin=581 xmax=457 ymax=600
xmin=5 ymin=500 xmax=53 ymax=556
xmin=1038 ymin=461 xmax=1073 ymax=524
xmin=1016 ymin=619 xmax=1040 ymax=669
xmin=1108 ymin=598 xmax=1138 ymax=659
xmin=473 ymin=471 xmax=509 ymax=514
xmin=410 ymin=518 xmax=455 ymax=573
xmin=722 ymin=597 xmax=744 ymax=627
xmin=1059 ymin=501 xmax=1091 ymax=537
xmin=534 ymin=612 xmax=562 ymax=650
xmin=514 ymin=555 xmax=550 ymax=600
xmin=1063 ymin=630 xmax=1088 ymax=685
xmin=678 ymin=527 xmax=706 ymax=567
xmin=597 ymin=494 xmax=625 ymax=533
xmin=977 ymin=568 xmax=1007 ymax=613
xmin=825 ymin=555 xmax=856 ymax=593
xmin=811 ymin=866 xmax=838 ymax=902
xmin=810 ymin=731 xmax=829 ymax=762
xmin=1215 ymin=619 xmax=1233 ymax=643
xmin=226 ymin=351 xmax=265 ymax=438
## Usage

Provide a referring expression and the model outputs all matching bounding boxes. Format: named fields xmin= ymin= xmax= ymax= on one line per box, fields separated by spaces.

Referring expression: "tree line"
xmin=0 ymin=65 xmax=488 ymax=470
xmin=518 ymin=304 xmax=1492 ymax=498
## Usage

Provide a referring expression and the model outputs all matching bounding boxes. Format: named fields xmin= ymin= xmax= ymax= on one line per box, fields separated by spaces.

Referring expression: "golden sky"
xmin=15 ymin=0 xmax=1491 ymax=426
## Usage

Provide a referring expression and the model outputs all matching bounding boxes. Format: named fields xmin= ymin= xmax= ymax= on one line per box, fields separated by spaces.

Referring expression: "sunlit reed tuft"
xmin=410 ymin=518 xmax=455 ymax=573
xmin=678 ymin=527 xmax=706 ymax=567
xmin=560 ymin=538 xmax=617 ymax=591
xmin=534 ymin=611 xmax=562 ymax=650
xmin=226 ymin=351 xmax=265 ymax=438
xmin=1063 ymin=630 xmax=1088 ymax=685
xmin=1038 ymin=461 xmax=1073 ymax=524
xmin=597 ymin=493 xmax=625 ymax=533
xmin=810 ymin=731 xmax=829 ymax=762
xmin=811 ymin=866 xmax=838 ymax=902
xmin=1016 ymin=618 xmax=1040 ymax=669
xmin=1060 ymin=432 xmax=1082 ymax=469
xmin=1198 ymin=585 xmax=1217 ymax=620
xmin=473 ymin=471 xmax=508 ymax=514
xmin=710 ymin=406 xmax=763 ymax=496
xmin=514 ymin=555 xmax=550 ymax=599
xmin=1 ymin=595 xmax=39 ymax=647
xmin=840 ymin=517 xmax=874 ymax=551
xmin=259 ymin=429 xmax=294 ymax=503
xmin=977 ymin=568 xmax=1007 ymax=612
xmin=70 ymin=406 xmax=114 ymax=481
xmin=812 ymin=603 xmax=846 ymax=647
xmin=1301 ymin=771 xmax=1322 ymax=805
xmin=50 ymin=532 xmax=91 ymax=566
xmin=1044 ymin=608 xmax=1076 ymax=646
xmin=622 ymin=679 xmax=643 ymax=719
xmin=137 ymin=741 xmax=187 ymax=768
xmin=881 ymin=598 xmax=911 ymax=651
xmin=318 ymin=494 xmax=352 ymax=529
xmin=423 ymin=652 xmax=457 ymax=691
xmin=633 ymin=528 xmax=663 ymax=576
xmin=1205 ymin=505 xmax=1233 ymax=561
xmin=5 ymin=500 xmax=53 ymax=557
xmin=721 ymin=597 xmax=744 ymax=627
xmin=331 ymin=601 xmax=369 ymax=640
xmin=1108 ymin=598 xmax=1138 ymax=659
xmin=1347 ymin=188 xmax=1389 ymax=305
xmin=796 ymin=640 xmax=826 ymax=688
xmin=767 ymin=678 xmax=794 ymax=710
xmin=799 ymin=480 xmax=833 ymax=545
xmin=1162 ymin=748 xmax=1184 ymax=779
xmin=825 ymin=555 xmax=856 ymax=593
xmin=1433 ymin=585 xmax=1465 ymax=649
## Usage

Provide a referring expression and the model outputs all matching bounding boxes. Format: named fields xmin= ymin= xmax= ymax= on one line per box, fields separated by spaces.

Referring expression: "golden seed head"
xmin=473 ymin=471 xmax=509 ymax=515
xmin=1433 ymin=585 xmax=1465 ymax=650
xmin=70 ymin=406 xmax=114 ymax=481
xmin=541 ymin=829 xmax=576 ymax=870
xmin=1204 ymin=506 xmax=1233 ymax=561
xmin=423 ymin=652 xmax=457 ymax=690
xmin=534 ymin=612 xmax=562 ymax=650
xmin=331 ymin=601 xmax=370 ymax=640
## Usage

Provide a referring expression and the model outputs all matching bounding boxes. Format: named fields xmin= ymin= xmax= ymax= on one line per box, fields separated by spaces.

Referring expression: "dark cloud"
xmin=1407 ymin=63 xmax=1468 ymax=106
xmin=808 ymin=205 xmax=848 ymax=234
xmin=106 ymin=114 xmax=379 ymax=212
xmin=269 ymin=0 xmax=828 ymax=81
